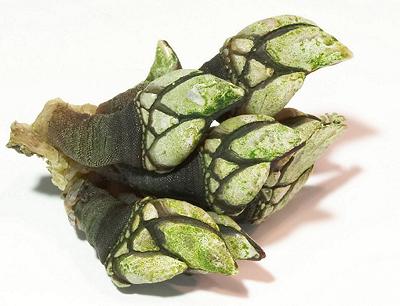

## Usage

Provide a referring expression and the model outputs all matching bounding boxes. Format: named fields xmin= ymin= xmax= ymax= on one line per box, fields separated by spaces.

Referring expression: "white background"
xmin=1 ymin=1 xmax=399 ymax=305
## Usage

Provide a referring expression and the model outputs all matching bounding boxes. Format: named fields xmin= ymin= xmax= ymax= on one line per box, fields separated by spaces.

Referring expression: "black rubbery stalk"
xmin=70 ymin=180 xmax=132 ymax=263
xmin=95 ymin=154 xmax=207 ymax=207
xmin=200 ymin=54 xmax=230 ymax=80
xmin=48 ymin=94 xmax=143 ymax=168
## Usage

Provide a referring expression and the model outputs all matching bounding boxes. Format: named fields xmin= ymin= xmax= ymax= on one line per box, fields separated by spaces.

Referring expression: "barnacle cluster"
xmin=7 ymin=15 xmax=351 ymax=287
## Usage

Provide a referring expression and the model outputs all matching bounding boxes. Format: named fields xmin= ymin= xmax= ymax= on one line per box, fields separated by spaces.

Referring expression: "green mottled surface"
xmin=222 ymin=231 xmax=260 ymax=260
xmin=131 ymin=228 xmax=159 ymax=252
xmin=242 ymin=72 xmax=305 ymax=116
xmin=153 ymin=198 xmax=219 ymax=230
xmin=245 ymin=111 xmax=346 ymax=223
xmin=155 ymin=220 xmax=237 ymax=275
xmin=245 ymin=59 xmax=274 ymax=87
xmin=214 ymin=158 xmax=239 ymax=179
xmin=230 ymin=122 xmax=302 ymax=160
xmin=207 ymin=211 xmax=241 ymax=231
xmin=279 ymin=113 xmax=346 ymax=185
xmin=238 ymin=15 xmax=315 ymax=36
xmin=151 ymin=110 xmax=179 ymax=134
xmin=214 ymin=114 xmax=275 ymax=135
xmin=148 ymin=118 xmax=205 ymax=169
xmin=106 ymin=197 xmax=265 ymax=286
xmin=161 ymin=74 xmax=244 ymax=116
xmin=266 ymin=26 xmax=352 ymax=72
xmin=7 ymin=14 xmax=351 ymax=289
xmin=146 ymin=40 xmax=181 ymax=82
xmin=218 ymin=163 xmax=270 ymax=206
xmin=146 ymin=69 xmax=195 ymax=93
xmin=142 ymin=203 xmax=159 ymax=220
xmin=114 ymin=252 xmax=187 ymax=284
xmin=208 ymin=212 xmax=264 ymax=260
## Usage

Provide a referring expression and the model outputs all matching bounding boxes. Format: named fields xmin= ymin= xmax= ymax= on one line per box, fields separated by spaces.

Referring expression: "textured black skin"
xmin=96 ymin=83 xmax=146 ymax=114
xmin=47 ymin=90 xmax=143 ymax=168
xmin=95 ymin=154 xmax=207 ymax=208
xmin=72 ymin=181 xmax=132 ymax=263
xmin=200 ymin=54 xmax=230 ymax=80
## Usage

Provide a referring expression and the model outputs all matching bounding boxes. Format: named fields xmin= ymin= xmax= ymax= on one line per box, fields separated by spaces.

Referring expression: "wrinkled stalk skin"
xmin=95 ymin=154 xmax=207 ymax=206
xmin=67 ymin=179 xmax=133 ymax=263
xmin=65 ymin=179 xmax=264 ymax=286
xmin=48 ymin=97 xmax=143 ymax=169
xmin=201 ymin=15 xmax=351 ymax=117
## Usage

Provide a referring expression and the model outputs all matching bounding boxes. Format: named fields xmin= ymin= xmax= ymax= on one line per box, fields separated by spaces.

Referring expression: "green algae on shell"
xmin=201 ymin=114 xmax=303 ymax=216
xmin=146 ymin=40 xmax=182 ymax=82
xmin=102 ymin=197 xmax=265 ymax=285
xmin=244 ymin=108 xmax=347 ymax=223
xmin=201 ymin=15 xmax=352 ymax=117
xmin=208 ymin=211 xmax=265 ymax=260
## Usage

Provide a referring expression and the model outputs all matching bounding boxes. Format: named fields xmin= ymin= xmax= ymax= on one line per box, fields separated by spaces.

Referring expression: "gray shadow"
xmin=75 ymin=228 xmax=87 ymax=241
xmin=33 ymin=175 xmax=60 ymax=196
xmin=33 ymin=176 xmax=87 ymax=242
xmin=248 ymin=166 xmax=361 ymax=246
xmin=117 ymin=274 xmax=197 ymax=297
xmin=118 ymin=261 xmax=274 ymax=297
xmin=179 ymin=261 xmax=274 ymax=297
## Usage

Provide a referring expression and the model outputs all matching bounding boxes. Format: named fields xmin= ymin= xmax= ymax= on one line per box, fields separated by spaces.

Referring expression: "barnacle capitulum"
xmin=65 ymin=179 xmax=264 ymax=286
xmin=201 ymin=114 xmax=303 ymax=216
xmin=242 ymin=108 xmax=346 ymax=223
xmin=201 ymin=15 xmax=352 ymax=117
